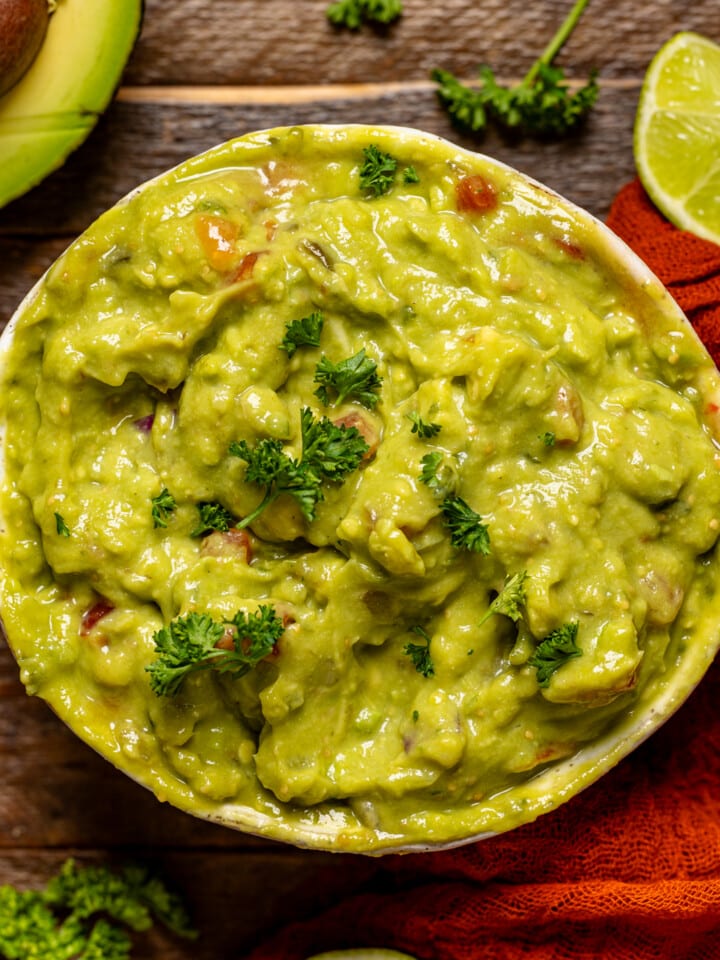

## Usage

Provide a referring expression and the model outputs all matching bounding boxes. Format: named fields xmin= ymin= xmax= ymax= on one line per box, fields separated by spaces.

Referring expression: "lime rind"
xmin=634 ymin=31 xmax=720 ymax=244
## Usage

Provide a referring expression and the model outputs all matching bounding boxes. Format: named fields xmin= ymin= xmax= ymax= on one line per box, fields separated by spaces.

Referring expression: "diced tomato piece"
xmin=456 ymin=175 xmax=498 ymax=214
xmin=232 ymin=251 xmax=265 ymax=282
xmin=200 ymin=528 xmax=253 ymax=563
xmin=80 ymin=597 xmax=114 ymax=636
xmin=195 ymin=214 xmax=240 ymax=272
xmin=333 ymin=411 xmax=380 ymax=460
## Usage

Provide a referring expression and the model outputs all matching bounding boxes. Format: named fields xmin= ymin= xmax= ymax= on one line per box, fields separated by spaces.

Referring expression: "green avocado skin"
xmin=0 ymin=0 xmax=143 ymax=209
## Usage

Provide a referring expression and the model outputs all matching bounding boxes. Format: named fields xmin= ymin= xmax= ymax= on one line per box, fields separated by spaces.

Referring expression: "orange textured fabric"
xmin=245 ymin=180 xmax=720 ymax=960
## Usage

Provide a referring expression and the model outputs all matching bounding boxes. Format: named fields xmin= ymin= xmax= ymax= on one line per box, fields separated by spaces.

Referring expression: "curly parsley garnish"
xmin=54 ymin=512 xmax=70 ymax=537
xmin=432 ymin=0 xmax=597 ymax=137
xmin=408 ymin=411 xmax=441 ymax=439
xmin=528 ymin=622 xmax=581 ymax=687
xmin=146 ymin=606 xmax=284 ymax=697
xmin=280 ymin=311 xmax=324 ymax=357
xmin=191 ymin=501 xmax=235 ymax=537
xmin=150 ymin=488 xmax=176 ymax=529
xmin=478 ymin=571 xmax=529 ymax=626
xmin=326 ymin=0 xmax=402 ymax=29
xmin=403 ymin=625 xmax=435 ymax=678
xmin=230 ymin=406 xmax=368 ymax=527
xmin=0 ymin=858 xmax=196 ymax=959
xmin=441 ymin=495 xmax=491 ymax=554
xmin=358 ymin=144 xmax=399 ymax=197
xmin=314 ymin=348 xmax=382 ymax=409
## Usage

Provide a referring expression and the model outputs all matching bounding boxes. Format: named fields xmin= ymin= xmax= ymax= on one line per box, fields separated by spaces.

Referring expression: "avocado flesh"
xmin=0 ymin=0 xmax=143 ymax=209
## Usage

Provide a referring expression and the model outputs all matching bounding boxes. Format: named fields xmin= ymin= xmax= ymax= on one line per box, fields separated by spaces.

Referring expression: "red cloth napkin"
xmin=245 ymin=180 xmax=720 ymax=960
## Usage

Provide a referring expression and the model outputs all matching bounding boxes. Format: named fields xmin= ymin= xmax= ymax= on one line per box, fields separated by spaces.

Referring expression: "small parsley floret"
xmin=191 ymin=501 xmax=235 ymax=537
xmin=528 ymin=622 xmax=581 ymax=687
xmin=326 ymin=0 xmax=402 ymax=29
xmin=146 ymin=606 xmax=284 ymax=697
xmin=441 ymin=495 xmax=491 ymax=554
xmin=478 ymin=570 xmax=529 ymax=626
xmin=151 ymin=488 xmax=176 ymax=529
xmin=432 ymin=0 xmax=597 ymax=137
xmin=230 ymin=406 xmax=368 ymax=527
xmin=403 ymin=625 xmax=434 ymax=678
xmin=359 ymin=144 xmax=399 ymax=197
xmin=280 ymin=311 xmax=324 ymax=357
xmin=408 ymin=411 xmax=441 ymax=439
xmin=314 ymin=348 xmax=382 ymax=409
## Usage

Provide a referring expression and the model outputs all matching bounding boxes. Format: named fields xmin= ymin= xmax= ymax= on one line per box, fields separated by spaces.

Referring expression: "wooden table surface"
xmin=0 ymin=1 xmax=718 ymax=957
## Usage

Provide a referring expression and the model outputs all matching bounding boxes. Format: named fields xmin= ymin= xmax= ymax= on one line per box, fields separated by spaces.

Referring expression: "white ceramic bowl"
xmin=2 ymin=125 xmax=720 ymax=854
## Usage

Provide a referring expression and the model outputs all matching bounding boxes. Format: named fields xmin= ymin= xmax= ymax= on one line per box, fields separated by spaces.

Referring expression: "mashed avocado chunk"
xmin=1 ymin=126 xmax=720 ymax=852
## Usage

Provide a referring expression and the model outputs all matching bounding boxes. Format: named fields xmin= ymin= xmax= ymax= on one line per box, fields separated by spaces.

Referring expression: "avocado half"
xmin=0 ymin=0 xmax=143 ymax=209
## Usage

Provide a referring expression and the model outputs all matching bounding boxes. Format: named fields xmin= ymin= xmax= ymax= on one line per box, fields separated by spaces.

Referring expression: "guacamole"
xmin=2 ymin=126 xmax=720 ymax=853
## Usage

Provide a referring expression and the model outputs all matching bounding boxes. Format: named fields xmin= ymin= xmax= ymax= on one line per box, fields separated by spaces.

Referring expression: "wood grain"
xmin=126 ymin=0 xmax=718 ymax=85
xmin=1 ymin=1 xmax=718 ymax=955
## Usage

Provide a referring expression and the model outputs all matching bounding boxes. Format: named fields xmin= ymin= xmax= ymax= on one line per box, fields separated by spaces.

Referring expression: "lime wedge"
xmin=305 ymin=952 xmax=417 ymax=960
xmin=634 ymin=31 xmax=720 ymax=244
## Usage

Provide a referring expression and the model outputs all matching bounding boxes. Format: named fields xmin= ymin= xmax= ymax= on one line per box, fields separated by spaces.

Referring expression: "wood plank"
xmin=125 ymin=0 xmax=720 ymax=86
xmin=0 ymin=848 xmax=379 ymax=959
xmin=0 ymin=83 xmax=640 ymax=327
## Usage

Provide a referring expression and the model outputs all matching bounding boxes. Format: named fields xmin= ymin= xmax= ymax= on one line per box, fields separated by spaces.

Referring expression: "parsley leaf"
xmin=528 ymin=622 xmax=581 ymax=687
xmin=432 ymin=0 xmax=597 ymax=137
xmin=230 ymin=407 xmax=368 ymax=527
xmin=408 ymin=411 xmax=441 ymax=439
xmin=540 ymin=431 xmax=556 ymax=447
xmin=146 ymin=606 xmax=284 ymax=697
xmin=441 ymin=495 xmax=491 ymax=554
xmin=54 ymin=512 xmax=70 ymax=537
xmin=151 ymin=488 xmax=176 ymax=529
xmin=359 ymin=144 xmax=399 ymax=197
xmin=403 ymin=165 xmax=420 ymax=184
xmin=419 ymin=451 xmax=444 ymax=490
xmin=326 ymin=0 xmax=402 ymax=29
xmin=191 ymin=501 xmax=235 ymax=537
xmin=314 ymin=349 xmax=382 ymax=409
xmin=403 ymin=625 xmax=435 ymax=678
xmin=478 ymin=570 xmax=529 ymax=626
xmin=280 ymin=311 xmax=324 ymax=357
xmin=0 ymin=859 xmax=196 ymax=960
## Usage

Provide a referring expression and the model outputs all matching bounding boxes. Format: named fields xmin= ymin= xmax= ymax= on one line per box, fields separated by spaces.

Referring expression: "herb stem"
xmin=523 ymin=0 xmax=592 ymax=85
xmin=236 ymin=489 xmax=281 ymax=529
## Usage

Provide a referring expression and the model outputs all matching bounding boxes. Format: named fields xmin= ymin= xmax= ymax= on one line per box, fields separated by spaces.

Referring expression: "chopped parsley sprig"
xmin=191 ymin=501 xmax=235 ymax=537
xmin=230 ymin=406 xmax=368 ymax=528
xmin=280 ymin=311 xmax=324 ymax=357
xmin=528 ymin=622 xmax=581 ymax=687
xmin=327 ymin=0 xmax=402 ymax=30
xmin=408 ymin=411 xmax=441 ymax=439
xmin=441 ymin=495 xmax=491 ymax=554
xmin=151 ymin=488 xmax=177 ymax=529
xmin=403 ymin=625 xmax=435 ymax=678
xmin=314 ymin=349 xmax=383 ymax=409
xmin=478 ymin=570 xmax=529 ymax=627
xmin=359 ymin=144 xmax=399 ymax=197
xmin=432 ymin=0 xmax=598 ymax=137
xmin=146 ymin=606 xmax=284 ymax=697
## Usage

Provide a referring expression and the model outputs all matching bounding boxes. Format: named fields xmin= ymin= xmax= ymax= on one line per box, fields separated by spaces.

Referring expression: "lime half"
xmin=634 ymin=31 xmax=720 ymax=244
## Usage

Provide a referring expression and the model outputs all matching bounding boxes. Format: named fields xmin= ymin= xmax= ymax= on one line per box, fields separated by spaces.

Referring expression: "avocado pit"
xmin=0 ymin=0 xmax=50 ymax=97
